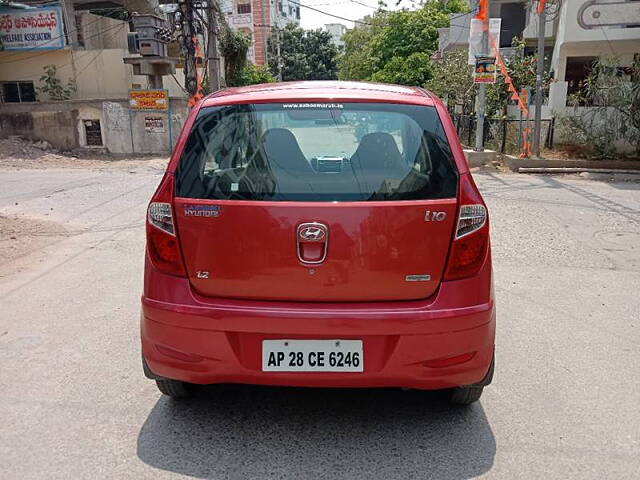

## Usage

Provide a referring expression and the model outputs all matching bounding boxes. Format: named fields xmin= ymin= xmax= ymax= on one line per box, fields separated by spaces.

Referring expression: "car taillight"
xmin=146 ymin=174 xmax=186 ymax=277
xmin=444 ymin=173 xmax=489 ymax=281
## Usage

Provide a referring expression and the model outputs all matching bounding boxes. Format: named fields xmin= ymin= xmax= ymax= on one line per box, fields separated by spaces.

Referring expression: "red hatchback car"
xmin=141 ymin=81 xmax=495 ymax=405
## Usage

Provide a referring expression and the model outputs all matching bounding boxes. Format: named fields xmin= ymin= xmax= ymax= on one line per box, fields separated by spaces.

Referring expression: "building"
xmin=324 ymin=23 xmax=346 ymax=49
xmin=221 ymin=0 xmax=300 ymax=66
xmin=0 ymin=1 xmax=188 ymax=154
xmin=436 ymin=0 xmax=640 ymax=112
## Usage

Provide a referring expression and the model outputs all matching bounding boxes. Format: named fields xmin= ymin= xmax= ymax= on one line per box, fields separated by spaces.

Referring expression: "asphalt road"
xmin=1 ymin=165 xmax=639 ymax=479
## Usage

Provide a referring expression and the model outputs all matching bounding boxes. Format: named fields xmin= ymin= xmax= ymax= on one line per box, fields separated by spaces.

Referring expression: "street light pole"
xmin=533 ymin=0 xmax=547 ymax=157
xmin=474 ymin=0 xmax=489 ymax=152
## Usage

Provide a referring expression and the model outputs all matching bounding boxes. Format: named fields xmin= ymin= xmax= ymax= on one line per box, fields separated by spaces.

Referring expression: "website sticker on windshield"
xmin=282 ymin=103 xmax=344 ymax=109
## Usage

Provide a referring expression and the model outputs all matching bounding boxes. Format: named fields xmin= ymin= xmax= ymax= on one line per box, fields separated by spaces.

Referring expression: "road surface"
xmin=1 ymin=164 xmax=639 ymax=479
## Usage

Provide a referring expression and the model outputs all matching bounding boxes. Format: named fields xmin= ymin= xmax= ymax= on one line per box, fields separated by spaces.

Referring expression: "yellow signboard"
xmin=128 ymin=89 xmax=168 ymax=111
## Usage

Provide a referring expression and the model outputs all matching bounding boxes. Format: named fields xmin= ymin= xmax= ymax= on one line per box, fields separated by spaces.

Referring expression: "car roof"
xmin=202 ymin=81 xmax=435 ymax=106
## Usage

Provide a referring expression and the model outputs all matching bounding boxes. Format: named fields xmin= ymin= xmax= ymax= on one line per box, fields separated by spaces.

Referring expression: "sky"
xmin=298 ymin=0 xmax=415 ymax=30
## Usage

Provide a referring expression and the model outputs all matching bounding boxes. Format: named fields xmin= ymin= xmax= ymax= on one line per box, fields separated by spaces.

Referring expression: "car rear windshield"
xmin=175 ymin=102 xmax=458 ymax=201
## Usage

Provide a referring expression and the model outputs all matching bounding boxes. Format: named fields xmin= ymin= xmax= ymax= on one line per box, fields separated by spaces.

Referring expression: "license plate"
xmin=262 ymin=339 xmax=363 ymax=372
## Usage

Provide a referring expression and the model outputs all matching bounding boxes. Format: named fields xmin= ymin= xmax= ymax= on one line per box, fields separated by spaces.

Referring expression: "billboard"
xmin=0 ymin=6 xmax=65 ymax=51
xmin=129 ymin=89 xmax=169 ymax=111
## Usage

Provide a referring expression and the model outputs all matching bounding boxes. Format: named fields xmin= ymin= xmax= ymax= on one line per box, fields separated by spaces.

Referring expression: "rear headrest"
xmin=351 ymin=132 xmax=404 ymax=171
xmin=262 ymin=128 xmax=314 ymax=174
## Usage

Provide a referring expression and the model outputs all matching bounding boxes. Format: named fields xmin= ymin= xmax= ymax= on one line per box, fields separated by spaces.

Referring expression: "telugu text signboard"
xmin=128 ymin=90 xmax=169 ymax=111
xmin=0 ymin=6 xmax=65 ymax=50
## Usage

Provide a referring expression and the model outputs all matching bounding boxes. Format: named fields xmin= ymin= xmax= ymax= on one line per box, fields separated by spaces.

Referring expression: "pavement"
xmin=0 ymin=164 xmax=639 ymax=479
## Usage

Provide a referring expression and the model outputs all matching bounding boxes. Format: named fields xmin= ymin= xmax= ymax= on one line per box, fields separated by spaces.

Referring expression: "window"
xmin=565 ymin=56 xmax=597 ymax=105
xmin=176 ymin=103 xmax=458 ymax=202
xmin=237 ymin=3 xmax=251 ymax=14
xmin=75 ymin=14 xmax=85 ymax=47
xmin=499 ymin=3 xmax=526 ymax=47
xmin=83 ymin=120 xmax=103 ymax=146
xmin=1 ymin=82 xmax=36 ymax=103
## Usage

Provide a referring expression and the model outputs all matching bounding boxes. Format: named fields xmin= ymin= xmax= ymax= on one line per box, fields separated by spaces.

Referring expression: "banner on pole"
xmin=468 ymin=18 xmax=502 ymax=65
xmin=473 ymin=56 xmax=497 ymax=83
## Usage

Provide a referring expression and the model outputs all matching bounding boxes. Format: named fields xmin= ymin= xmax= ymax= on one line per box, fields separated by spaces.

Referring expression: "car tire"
xmin=447 ymin=385 xmax=484 ymax=405
xmin=155 ymin=378 xmax=192 ymax=398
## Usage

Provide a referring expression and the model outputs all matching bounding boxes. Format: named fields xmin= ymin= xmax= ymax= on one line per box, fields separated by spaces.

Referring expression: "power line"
xmin=287 ymin=0 xmax=379 ymax=25
xmin=350 ymin=0 xmax=378 ymax=10
xmin=10 ymin=24 xmax=127 ymax=82
xmin=0 ymin=21 xmax=127 ymax=65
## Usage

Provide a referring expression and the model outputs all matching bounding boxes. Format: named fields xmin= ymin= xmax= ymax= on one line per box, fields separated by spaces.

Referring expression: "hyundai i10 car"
xmin=141 ymin=81 xmax=495 ymax=405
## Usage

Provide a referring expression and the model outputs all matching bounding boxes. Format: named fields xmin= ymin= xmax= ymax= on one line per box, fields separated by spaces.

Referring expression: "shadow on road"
xmin=137 ymin=385 xmax=495 ymax=479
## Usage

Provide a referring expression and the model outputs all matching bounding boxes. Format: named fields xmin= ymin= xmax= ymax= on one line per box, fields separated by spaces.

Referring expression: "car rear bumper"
xmin=141 ymin=255 xmax=496 ymax=390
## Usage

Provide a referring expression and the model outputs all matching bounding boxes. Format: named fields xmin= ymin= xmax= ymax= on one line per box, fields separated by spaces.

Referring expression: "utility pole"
xmin=474 ymin=0 xmax=489 ymax=152
xmin=207 ymin=0 xmax=221 ymax=91
xmin=533 ymin=0 xmax=546 ymax=157
xmin=276 ymin=27 xmax=283 ymax=81
xmin=180 ymin=0 xmax=196 ymax=94
xmin=260 ymin=0 xmax=268 ymax=66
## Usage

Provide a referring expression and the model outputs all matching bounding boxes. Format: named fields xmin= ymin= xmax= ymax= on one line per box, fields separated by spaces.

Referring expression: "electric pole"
xmin=532 ymin=0 xmax=547 ymax=157
xmin=260 ymin=0 xmax=268 ymax=65
xmin=207 ymin=0 xmax=221 ymax=91
xmin=276 ymin=27 xmax=283 ymax=81
xmin=474 ymin=0 xmax=489 ymax=152
xmin=179 ymin=0 xmax=198 ymax=98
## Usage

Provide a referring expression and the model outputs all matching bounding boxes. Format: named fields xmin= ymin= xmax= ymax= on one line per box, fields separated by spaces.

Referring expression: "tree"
xmin=268 ymin=24 xmax=338 ymax=81
xmin=219 ymin=29 xmax=251 ymax=87
xmin=426 ymin=38 xmax=549 ymax=117
xmin=338 ymin=11 xmax=389 ymax=81
xmin=425 ymin=48 xmax=476 ymax=113
xmin=559 ymin=56 xmax=640 ymax=157
xmin=371 ymin=52 xmax=434 ymax=86
xmin=38 ymin=64 xmax=76 ymax=101
xmin=484 ymin=38 xmax=549 ymax=117
xmin=239 ymin=64 xmax=276 ymax=86
xmin=338 ymin=1 xmax=467 ymax=85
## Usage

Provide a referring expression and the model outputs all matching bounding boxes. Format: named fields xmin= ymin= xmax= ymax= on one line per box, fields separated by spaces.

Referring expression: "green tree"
xmin=239 ymin=64 xmax=276 ymax=86
xmin=338 ymin=1 xmax=467 ymax=84
xmin=371 ymin=52 xmax=434 ymax=86
xmin=485 ymin=38 xmax=549 ymax=117
xmin=38 ymin=64 xmax=76 ymax=101
xmin=425 ymin=48 xmax=476 ymax=113
xmin=268 ymin=24 xmax=339 ymax=81
xmin=338 ymin=11 xmax=389 ymax=81
xmin=559 ymin=56 xmax=640 ymax=157
xmin=219 ymin=29 xmax=251 ymax=87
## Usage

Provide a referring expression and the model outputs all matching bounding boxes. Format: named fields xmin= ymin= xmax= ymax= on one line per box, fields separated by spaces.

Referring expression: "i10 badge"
xmin=425 ymin=210 xmax=447 ymax=222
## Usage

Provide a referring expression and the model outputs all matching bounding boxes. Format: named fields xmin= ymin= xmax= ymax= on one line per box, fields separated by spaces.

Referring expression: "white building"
xmin=324 ymin=23 xmax=346 ymax=49
xmin=436 ymin=0 xmax=640 ymax=112
xmin=221 ymin=0 xmax=300 ymax=65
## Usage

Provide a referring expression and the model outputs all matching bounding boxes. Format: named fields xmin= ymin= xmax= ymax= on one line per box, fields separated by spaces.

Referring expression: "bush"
xmin=239 ymin=64 xmax=276 ymax=86
xmin=556 ymin=56 xmax=640 ymax=158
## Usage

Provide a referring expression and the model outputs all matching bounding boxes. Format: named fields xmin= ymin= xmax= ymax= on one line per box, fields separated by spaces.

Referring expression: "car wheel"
xmin=155 ymin=378 xmax=192 ymax=398
xmin=447 ymin=385 xmax=484 ymax=405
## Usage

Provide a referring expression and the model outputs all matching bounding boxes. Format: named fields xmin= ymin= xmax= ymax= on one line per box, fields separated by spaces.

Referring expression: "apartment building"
xmin=325 ymin=23 xmax=346 ymax=49
xmin=221 ymin=0 xmax=300 ymax=65
xmin=0 ymin=1 xmax=186 ymax=154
